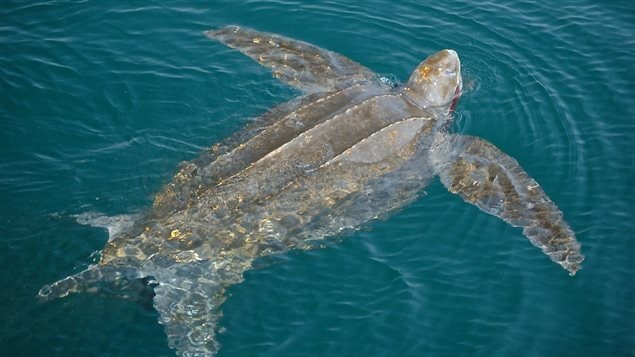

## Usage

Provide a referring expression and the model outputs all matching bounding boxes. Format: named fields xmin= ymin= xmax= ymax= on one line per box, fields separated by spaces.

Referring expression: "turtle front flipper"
xmin=205 ymin=26 xmax=375 ymax=92
xmin=430 ymin=134 xmax=584 ymax=275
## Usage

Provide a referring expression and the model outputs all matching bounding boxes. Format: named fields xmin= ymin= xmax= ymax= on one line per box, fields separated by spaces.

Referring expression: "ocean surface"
xmin=1 ymin=1 xmax=633 ymax=356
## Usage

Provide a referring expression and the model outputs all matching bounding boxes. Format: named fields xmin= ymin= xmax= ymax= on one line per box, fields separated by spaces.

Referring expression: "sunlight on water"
xmin=1 ymin=0 xmax=633 ymax=356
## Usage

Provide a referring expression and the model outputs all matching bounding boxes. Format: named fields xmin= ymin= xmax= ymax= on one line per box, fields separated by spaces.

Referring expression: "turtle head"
xmin=403 ymin=49 xmax=462 ymax=113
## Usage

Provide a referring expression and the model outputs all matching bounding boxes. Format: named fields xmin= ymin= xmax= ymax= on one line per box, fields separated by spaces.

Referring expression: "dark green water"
xmin=1 ymin=1 xmax=634 ymax=356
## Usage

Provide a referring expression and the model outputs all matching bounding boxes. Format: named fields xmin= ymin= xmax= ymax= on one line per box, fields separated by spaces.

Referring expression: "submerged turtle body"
xmin=116 ymin=87 xmax=438 ymax=265
xmin=39 ymin=26 xmax=583 ymax=357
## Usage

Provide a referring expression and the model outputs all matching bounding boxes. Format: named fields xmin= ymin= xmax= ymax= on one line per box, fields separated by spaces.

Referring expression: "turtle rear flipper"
xmin=150 ymin=260 xmax=248 ymax=357
xmin=39 ymin=259 xmax=237 ymax=356
xmin=37 ymin=264 xmax=146 ymax=302
xmin=431 ymin=134 xmax=584 ymax=275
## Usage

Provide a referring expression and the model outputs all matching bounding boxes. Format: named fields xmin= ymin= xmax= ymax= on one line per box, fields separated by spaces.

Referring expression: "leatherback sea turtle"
xmin=39 ymin=26 xmax=583 ymax=356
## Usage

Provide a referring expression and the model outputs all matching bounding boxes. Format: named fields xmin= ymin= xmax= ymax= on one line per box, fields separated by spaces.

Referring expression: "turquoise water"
xmin=1 ymin=1 xmax=634 ymax=356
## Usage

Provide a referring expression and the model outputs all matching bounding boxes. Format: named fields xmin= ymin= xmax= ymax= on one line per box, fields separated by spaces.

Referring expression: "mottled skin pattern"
xmin=430 ymin=136 xmax=582 ymax=269
xmin=38 ymin=26 xmax=583 ymax=357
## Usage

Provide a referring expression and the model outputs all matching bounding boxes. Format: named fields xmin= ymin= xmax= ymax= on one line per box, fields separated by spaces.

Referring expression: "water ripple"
xmin=1 ymin=0 xmax=633 ymax=356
